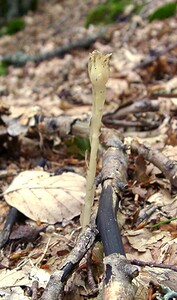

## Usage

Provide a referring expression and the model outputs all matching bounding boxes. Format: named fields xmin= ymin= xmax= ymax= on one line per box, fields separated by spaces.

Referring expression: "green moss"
xmin=149 ymin=1 xmax=177 ymax=22
xmin=0 ymin=18 xmax=26 ymax=36
xmin=6 ymin=18 xmax=26 ymax=35
xmin=85 ymin=0 xmax=133 ymax=27
xmin=85 ymin=0 xmax=177 ymax=27
xmin=0 ymin=62 xmax=8 ymax=76
xmin=84 ymin=0 xmax=144 ymax=27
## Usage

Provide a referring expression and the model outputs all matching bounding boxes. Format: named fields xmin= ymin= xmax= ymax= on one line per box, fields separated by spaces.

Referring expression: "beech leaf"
xmin=3 ymin=170 xmax=86 ymax=224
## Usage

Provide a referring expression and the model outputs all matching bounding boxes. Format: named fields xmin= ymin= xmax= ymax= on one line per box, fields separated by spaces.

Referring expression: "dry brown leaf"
xmin=124 ymin=228 xmax=172 ymax=252
xmin=171 ymin=98 xmax=177 ymax=107
xmin=163 ymin=145 xmax=177 ymax=161
xmin=163 ymin=76 xmax=177 ymax=93
xmin=0 ymin=265 xmax=50 ymax=289
xmin=3 ymin=170 xmax=86 ymax=224
xmin=0 ymin=286 xmax=30 ymax=299
xmin=134 ymin=266 xmax=177 ymax=300
xmin=107 ymin=78 xmax=128 ymax=97
xmin=124 ymin=228 xmax=152 ymax=252
xmin=137 ymin=266 xmax=177 ymax=293
xmin=112 ymin=48 xmax=143 ymax=72
xmin=0 ymin=269 xmax=31 ymax=288
xmin=147 ymin=190 xmax=177 ymax=218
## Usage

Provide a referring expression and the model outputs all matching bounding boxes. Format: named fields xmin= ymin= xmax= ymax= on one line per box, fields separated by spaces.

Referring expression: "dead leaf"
xmin=147 ymin=189 xmax=172 ymax=207
xmin=124 ymin=228 xmax=172 ymax=252
xmin=107 ymin=78 xmax=128 ymax=97
xmin=171 ymin=98 xmax=177 ymax=107
xmin=163 ymin=76 xmax=177 ymax=93
xmin=0 ymin=269 xmax=31 ymax=288
xmin=147 ymin=189 xmax=177 ymax=218
xmin=9 ymin=224 xmax=46 ymax=243
xmin=138 ymin=266 xmax=177 ymax=292
xmin=0 ymin=286 xmax=30 ymax=299
xmin=3 ymin=171 xmax=86 ymax=224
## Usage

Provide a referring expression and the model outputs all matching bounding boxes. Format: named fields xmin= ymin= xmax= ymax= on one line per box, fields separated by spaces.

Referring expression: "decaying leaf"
xmin=124 ymin=228 xmax=173 ymax=253
xmin=9 ymin=224 xmax=46 ymax=243
xmin=3 ymin=170 xmax=86 ymax=224
xmin=0 ymin=269 xmax=31 ymax=289
xmin=0 ymin=265 xmax=50 ymax=289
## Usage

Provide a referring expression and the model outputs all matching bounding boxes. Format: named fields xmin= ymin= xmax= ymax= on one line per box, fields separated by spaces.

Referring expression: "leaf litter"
xmin=0 ymin=0 xmax=177 ymax=298
xmin=3 ymin=170 xmax=86 ymax=224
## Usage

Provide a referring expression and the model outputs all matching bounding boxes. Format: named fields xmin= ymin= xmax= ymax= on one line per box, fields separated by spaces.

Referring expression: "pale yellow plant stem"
xmin=81 ymin=50 xmax=111 ymax=229
xmin=81 ymin=89 xmax=106 ymax=228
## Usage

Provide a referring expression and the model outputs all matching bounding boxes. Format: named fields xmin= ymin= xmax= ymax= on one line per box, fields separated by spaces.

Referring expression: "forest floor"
xmin=0 ymin=0 xmax=177 ymax=299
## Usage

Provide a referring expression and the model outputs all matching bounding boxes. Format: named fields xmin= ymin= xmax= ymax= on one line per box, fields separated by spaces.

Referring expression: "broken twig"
xmin=131 ymin=139 xmax=177 ymax=194
xmin=41 ymin=219 xmax=98 ymax=300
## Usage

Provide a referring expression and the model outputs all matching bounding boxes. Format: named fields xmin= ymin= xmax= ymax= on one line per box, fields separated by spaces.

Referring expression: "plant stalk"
xmin=81 ymin=51 xmax=111 ymax=229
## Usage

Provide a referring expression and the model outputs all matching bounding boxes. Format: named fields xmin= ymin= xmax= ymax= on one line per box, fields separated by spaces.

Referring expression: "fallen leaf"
xmin=124 ymin=228 xmax=172 ymax=252
xmin=9 ymin=224 xmax=46 ymax=243
xmin=163 ymin=76 xmax=177 ymax=93
xmin=0 ymin=286 xmax=30 ymax=299
xmin=147 ymin=189 xmax=172 ymax=207
xmin=147 ymin=189 xmax=177 ymax=218
xmin=0 ymin=269 xmax=31 ymax=288
xmin=3 ymin=170 xmax=86 ymax=224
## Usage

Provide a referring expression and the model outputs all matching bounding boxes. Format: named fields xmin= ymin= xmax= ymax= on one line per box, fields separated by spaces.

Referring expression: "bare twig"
xmin=31 ymin=280 xmax=39 ymax=300
xmin=41 ymin=219 xmax=98 ymax=300
xmin=131 ymin=259 xmax=177 ymax=273
xmin=131 ymin=140 xmax=177 ymax=194
xmin=36 ymin=99 xmax=160 ymax=142
xmin=103 ymin=99 xmax=159 ymax=120
xmin=104 ymin=119 xmax=160 ymax=129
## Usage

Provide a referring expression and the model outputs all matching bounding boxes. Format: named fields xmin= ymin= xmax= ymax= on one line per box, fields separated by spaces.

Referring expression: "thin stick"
xmin=131 ymin=140 xmax=177 ymax=193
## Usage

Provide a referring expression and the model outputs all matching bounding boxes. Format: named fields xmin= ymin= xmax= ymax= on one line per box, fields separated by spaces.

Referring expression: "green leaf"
xmin=0 ymin=63 xmax=8 ymax=76
xmin=149 ymin=2 xmax=177 ymax=22
xmin=66 ymin=137 xmax=90 ymax=158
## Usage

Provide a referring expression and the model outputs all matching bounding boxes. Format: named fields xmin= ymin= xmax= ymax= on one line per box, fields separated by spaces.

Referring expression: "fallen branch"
xmin=131 ymin=139 xmax=177 ymax=194
xmin=0 ymin=29 xmax=108 ymax=66
xmin=97 ymin=134 xmax=127 ymax=257
xmin=103 ymin=99 xmax=159 ymax=120
xmin=102 ymin=254 xmax=138 ymax=299
xmin=41 ymin=129 xmax=138 ymax=300
xmin=36 ymin=98 xmax=161 ymax=142
xmin=41 ymin=219 xmax=98 ymax=300
xmin=104 ymin=119 xmax=160 ymax=129
xmin=131 ymin=259 xmax=177 ymax=273
xmin=36 ymin=114 xmax=89 ymax=140
xmin=97 ymin=130 xmax=139 ymax=299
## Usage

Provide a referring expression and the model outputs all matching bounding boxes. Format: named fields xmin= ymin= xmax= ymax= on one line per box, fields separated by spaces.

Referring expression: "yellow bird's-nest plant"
xmin=81 ymin=50 xmax=112 ymax=228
